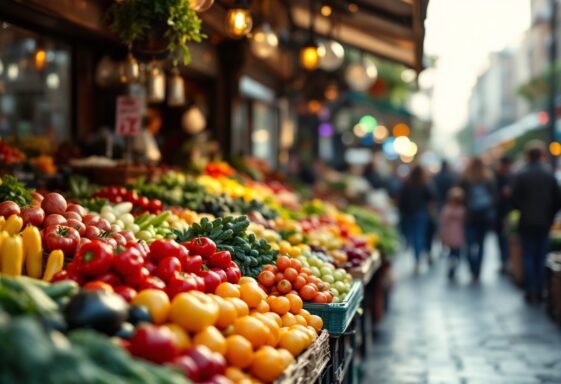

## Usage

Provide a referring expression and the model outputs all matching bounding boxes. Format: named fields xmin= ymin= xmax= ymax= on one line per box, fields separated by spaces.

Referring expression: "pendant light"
xmin=190 ymin=0 xmax=214 ymax=12
xmin=345 ymin=55 xmax=378 ymax=92
xmin=250 ymin=0 xmax=278 ymax=59
xmin=167 ymin=67 xmax=185 ymax=107
xmin=225 ymin=0 xmax=253 ymax=39
xmin=318 ymin=40 xmax=345 ymax=71
xmin=120 ymin=49 xmax=140 ymax=83
xmin=147 ymin=60 xmax=165 ymax=103
xmin=299 ymin=0 xmax=319 ymax=71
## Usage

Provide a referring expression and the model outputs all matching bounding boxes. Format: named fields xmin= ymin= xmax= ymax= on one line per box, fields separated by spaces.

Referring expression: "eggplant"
xmin=127 ymin=305 xmax=152 ymax=325
xmin=64 ymin=291 xmax=128 ymax=335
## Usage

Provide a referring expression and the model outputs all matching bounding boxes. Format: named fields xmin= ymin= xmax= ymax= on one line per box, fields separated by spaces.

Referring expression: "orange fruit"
xmin=277 ymin=348 xmax=295 ymax=368
xmin=281 ymin=312 xmax=297 ymax=327
xmin=263 ymin=312 xmax=282 ymax=327
xmin=225 ymin=366 xmax=250 ymax=382
xmin=240 ymin=282 xmax=266 ymax=308
xmin=290 ymin=325 xmax=314 ymax=343
xmin=213 ymin=296 xmax=238 ymax=329
xmin=193 ymin=325 xmax=227 ymax=355
xmin=162 ymin=323 xmax=191 ymax=351
xmin=226 ymin=297 xmax=249 ymax=317
xmin=250 ymin=346 xmax=285 ymax=383
xmin=278 ymin=329 xmax=308 ymax=357
xmin=239 ymin=276 xmax=257 ymax=285
xmin=255 ymin=300 xmax=270 ymax=313
xmin=300 ymin=309 xmax=312 ymax=324
xmin=269 ymin=296 xmax=291 ymax=316
xmin=233 ymin=316 xmax=270 ymax=348
xmin=252 ymin=312 xmax=280 ymax=347
xmin=131 ymin=289 xmax=170 ymax=325
xmin=215 ymin=282 xmax=240 ymax=298
xmin=308 ymin=315 xmax=323 ymax=332
xmin=294 ymin=314 xmax=308 ymax=326
xmin=286 ymin=293 xmax=303 ymax=314
xmin=225 ymin=335 xmax=254 ymax=369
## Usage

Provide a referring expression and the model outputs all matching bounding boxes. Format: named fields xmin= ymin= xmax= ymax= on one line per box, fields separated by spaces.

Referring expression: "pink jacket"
xmin=439 ymin=204 xmax=466 ymax=248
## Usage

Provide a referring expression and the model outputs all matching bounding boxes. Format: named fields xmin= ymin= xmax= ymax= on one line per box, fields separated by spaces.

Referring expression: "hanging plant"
xmin=105 ymin=0 xmax=206 ymax=66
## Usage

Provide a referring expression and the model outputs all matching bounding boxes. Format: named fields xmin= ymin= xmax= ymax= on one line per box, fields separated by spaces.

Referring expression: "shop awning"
xmin=288 ymin=0 xmax=429 ymax=72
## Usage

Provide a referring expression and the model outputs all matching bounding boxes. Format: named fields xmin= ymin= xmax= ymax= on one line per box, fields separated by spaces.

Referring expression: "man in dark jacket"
xmin=512 ymin=142 xmax=561 ymax=303
xmin=494 ymin=156 xmax=513 ymax=273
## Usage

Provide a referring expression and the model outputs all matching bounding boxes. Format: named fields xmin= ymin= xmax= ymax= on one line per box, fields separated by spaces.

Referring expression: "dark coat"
xmin=512 ymin=162 xmax=561 ymax=233
xmin=398 ymin=183 xmax=434 ymax=216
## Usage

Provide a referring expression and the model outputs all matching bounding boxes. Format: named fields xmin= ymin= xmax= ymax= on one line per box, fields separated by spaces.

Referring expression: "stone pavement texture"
xmin=362 ymin=238 xmax=561 ymax=384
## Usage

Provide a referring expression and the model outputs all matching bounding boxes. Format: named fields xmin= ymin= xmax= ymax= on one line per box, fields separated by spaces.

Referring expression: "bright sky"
xmin=424 ymin=0 xmax=531 ymax=151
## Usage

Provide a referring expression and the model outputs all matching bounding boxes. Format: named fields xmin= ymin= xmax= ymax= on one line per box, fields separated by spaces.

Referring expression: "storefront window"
xmin=0 ymin=22 xmax=71 ymax=144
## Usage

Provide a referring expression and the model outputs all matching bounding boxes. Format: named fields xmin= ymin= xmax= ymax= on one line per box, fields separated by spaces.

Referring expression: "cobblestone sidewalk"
xmin=362 ymin=239 xmax=561 ymax=384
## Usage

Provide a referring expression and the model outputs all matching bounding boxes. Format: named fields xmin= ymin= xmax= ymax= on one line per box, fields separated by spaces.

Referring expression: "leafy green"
xmin=0 ymin=175 xmax=33 ymax=207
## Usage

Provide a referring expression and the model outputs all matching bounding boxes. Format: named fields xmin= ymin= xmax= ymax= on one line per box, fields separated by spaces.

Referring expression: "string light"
xmin=321 ymin=4 xmax=332 ymax=16
xmin=225 ymin=0 xmax=253 ymax=39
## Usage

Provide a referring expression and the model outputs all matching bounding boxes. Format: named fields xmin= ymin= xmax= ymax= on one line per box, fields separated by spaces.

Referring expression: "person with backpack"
xmin=399 ymin=165 xmax=435 ymax=273
xmin=512 ymin=141 xmax=561 ymax=303
xmin=459 ymin=158 xmax=496 ymax=282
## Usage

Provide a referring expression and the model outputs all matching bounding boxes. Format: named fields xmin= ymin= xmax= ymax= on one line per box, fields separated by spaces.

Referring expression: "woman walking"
xmin=459 ymin=158 xmax=496 ymax=282
xmin=399 ymin=165 xmax=434 ymax=273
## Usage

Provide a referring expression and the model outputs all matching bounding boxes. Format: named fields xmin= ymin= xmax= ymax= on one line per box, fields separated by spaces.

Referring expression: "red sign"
xmin=115 ymin=96 xmax=142 ymax=136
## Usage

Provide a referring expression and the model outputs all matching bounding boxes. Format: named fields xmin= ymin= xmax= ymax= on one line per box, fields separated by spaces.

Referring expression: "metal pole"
xmin=549 ymin=0 xmax=558 ymax=167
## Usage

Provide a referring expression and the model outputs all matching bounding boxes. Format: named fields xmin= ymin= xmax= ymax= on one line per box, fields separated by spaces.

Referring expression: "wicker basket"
xmin=274 ymin=330 xmax=330 ymax=384
xmin=350 ymin=251 xmax=382 ymax=285
xmin=303 ymin=281 xmax=364 ymax=335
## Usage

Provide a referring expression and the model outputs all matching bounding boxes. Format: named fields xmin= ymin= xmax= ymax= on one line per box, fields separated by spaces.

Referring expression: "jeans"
xmin=407 ymin=211 xmax=429 ymax=261
xmin=448 ymin=247 xmax=461 ymax=277
xmin=496 ymin=230 xmax=509 ymax=268
xmin=466 ymin=224 xmax=487 ymax=278
xmin=520 ymin=231 xmax=549 ymax=296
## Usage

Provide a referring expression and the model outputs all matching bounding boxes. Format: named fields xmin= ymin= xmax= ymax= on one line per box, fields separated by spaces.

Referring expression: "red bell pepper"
xmin=113 ymin=246 xmax=144 ymax=277
xmin=186 ymin=237 xmax=216 ymax=258
xmin=207 ymin=251 xmax=232 ymax=269
xmin=74 ymin=240 xmax=114 ymax=277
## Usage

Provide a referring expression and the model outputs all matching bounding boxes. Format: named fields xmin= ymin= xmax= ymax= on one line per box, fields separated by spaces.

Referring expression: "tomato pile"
xmin=0 ymin=140 xmax=25 ymax=165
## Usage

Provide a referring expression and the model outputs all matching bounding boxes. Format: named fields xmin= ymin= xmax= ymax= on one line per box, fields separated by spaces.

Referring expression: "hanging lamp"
xmin=299 ymin=0 xmax=319 ymax=70
xmin=225 ymin=0 xmax=253 ymax=39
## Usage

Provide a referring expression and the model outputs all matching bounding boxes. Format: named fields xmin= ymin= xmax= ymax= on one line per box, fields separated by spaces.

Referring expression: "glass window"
xmin=0 ymin=22 xmax=71 ymax=144
xmin=252 ymin=101 xmax=278 ymax=167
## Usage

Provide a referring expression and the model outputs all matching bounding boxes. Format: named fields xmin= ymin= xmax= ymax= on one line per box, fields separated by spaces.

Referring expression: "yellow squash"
xmin=22 ymin=225 xmax=43 ymax=278
xmin=1 ymin=235 xmax=23 ymax=276
xmin=2 ymin=214 xmax=23 ymax=235
xmin=43 ymin=250 xmax=64 ymax=281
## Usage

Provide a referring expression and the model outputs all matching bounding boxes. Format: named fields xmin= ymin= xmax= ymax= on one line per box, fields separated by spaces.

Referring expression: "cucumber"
xmin=43 ymin=281 xmax=79 ymax=300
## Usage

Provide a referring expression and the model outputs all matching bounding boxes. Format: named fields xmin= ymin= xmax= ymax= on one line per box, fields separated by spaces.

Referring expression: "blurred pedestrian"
xmin=433 ymin=160 xmax=457 ymax=212
xmin=363 ymin=156 xmax=386 ymax=190
xmin=512 ymin=141 xmax=561 ymax=303
xmin=439 ymin=187 xmax=466 ymax=280
xmin=459 ymin=158 xmax=496 ymax=282
xmin=399 ymin=165 xmax=434 ymax=273
xmin=494 ymin=156 xmax=513 ymax=273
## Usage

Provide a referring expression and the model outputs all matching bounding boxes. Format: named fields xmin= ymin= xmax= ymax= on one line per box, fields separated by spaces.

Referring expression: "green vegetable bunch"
xmin=0 ymin=175 xmax=34 ymax=207
xmin=175 ymin=216 xmax=279 ymax=278
xmin=105 ymin=0 xmax=206 ymax=66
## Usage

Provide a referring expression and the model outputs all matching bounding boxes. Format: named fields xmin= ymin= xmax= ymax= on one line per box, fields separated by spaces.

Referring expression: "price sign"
xmin=115 ymin=96 xmax=142 ymax=136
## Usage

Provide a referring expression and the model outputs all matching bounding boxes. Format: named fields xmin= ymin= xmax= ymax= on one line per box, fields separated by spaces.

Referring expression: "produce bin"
xmin=274 ymin=330 xmax=330 ymax=384
xmin=303 ymin=281 xmax=364 ymax=335
xmin=350 ymin=250 xmax=381 ymax=285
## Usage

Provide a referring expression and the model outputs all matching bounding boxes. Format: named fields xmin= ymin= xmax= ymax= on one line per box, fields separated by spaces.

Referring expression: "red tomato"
xmin=167 ymin=273 xmax=198 ymax=298
xmin=283 ymin=268 xmax=298 ymax=282
xmin=125 ymin=267 xmax=150 ymax=288
xmin=138 ymin=276 xmax=166 ymax=291
xmin=277 ymin=279 xmax=292 ymax=294
xmin=83 ymin=281 xmax=114 ymax=293
xmin=313 ymin=292 xmax=328 ymax=304
xmin=258 ymin=270 xmax=276 ymax=287
xmin=299 ymin=285 xmax=317 ymax=301
xmin=150 ymin=239 xmax=182 ymax=264
xmin=113 ymin=247 xmax=144 ymax=277
xmin=96 ymin=272 xmax=122 ymax=287
xmin=225 ymin=263 xmax=241 ymax=284
xmin=114 ymin=285 xmax=138 ymax=302
xmin=44 ymin=225 xmax=80 ymax=256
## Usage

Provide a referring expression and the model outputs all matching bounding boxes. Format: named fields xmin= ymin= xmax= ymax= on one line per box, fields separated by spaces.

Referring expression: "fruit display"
xmin=0 ymin=140 xmax=26 ymax=165
xmin=0 ymin=163 xmax=398 ymax=383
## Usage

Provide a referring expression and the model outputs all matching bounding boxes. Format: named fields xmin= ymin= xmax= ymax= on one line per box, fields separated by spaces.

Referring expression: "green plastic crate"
xmin=303 ymin=281 xmax=364 ymax=335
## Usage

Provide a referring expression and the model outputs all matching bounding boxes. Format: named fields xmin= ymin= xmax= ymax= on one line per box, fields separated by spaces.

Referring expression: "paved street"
xmin=363 ymin=237 xmax=561 ymax=384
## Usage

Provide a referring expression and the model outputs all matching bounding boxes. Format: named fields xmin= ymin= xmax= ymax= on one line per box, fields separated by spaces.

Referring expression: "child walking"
xmin=439 ymin=187 xmax=466 ymax=279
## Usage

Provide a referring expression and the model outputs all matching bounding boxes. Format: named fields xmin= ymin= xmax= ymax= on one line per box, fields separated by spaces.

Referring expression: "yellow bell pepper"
xmin=1 ymin=234 xmax=23 ymax=276
xmin=0 ymin=216 xmax=5 ymax=228
xmin=0 ymin=231 xmax=8 ymax=270
xmin=22 ymin=225 xmax=43 ymax=278
xmin=43 ymin=249 xmax=64 ymax=281
xmin=2 ymin=214 xmax=23 ymax=235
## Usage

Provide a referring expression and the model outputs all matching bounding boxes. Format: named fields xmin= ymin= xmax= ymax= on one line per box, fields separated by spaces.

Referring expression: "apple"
xmin=21 ymin=207 xmax=45 ymax=226
xmin=0 ymin=201 xmax=20 ymax=219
